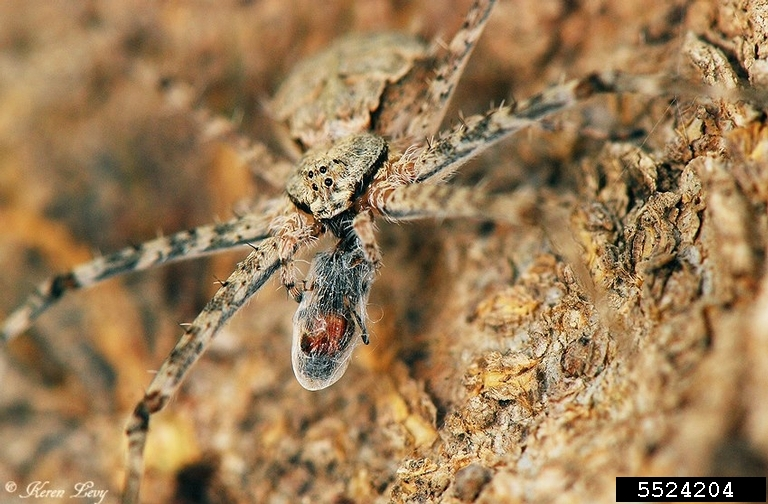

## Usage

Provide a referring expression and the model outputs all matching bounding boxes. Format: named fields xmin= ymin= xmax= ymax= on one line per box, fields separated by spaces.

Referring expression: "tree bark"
xmin=1 ymin=1 xmax=766 ymax=503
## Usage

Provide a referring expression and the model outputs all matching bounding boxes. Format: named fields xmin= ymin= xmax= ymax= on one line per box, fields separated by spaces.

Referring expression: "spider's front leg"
xmin=1 ymin=199 xmax=291 ymax=342
xmin=377 ymin=0 xmax=496 ymax=140
xmin=122 ymin=212 xmax=320 ymax=504
xmin=403 ymin=72 xmax=685 ymax=184
xmin=371 ymin=182 xmax=538 ymax=227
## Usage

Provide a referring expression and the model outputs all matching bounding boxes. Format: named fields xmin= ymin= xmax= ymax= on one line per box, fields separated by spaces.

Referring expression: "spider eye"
xmin=324 ymin=178 xmax=333 ymax=187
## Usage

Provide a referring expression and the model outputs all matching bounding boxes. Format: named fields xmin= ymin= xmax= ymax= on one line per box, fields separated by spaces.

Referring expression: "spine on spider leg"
xmin=404 ymin=0 xmax=497 ymax=139
xmin=1 ymin=211 xmax=276 ymax=342
xmin=121 ymin=236 xmax=287 ymax=504
xmin=409 ymin=72 xmax=685 ymax=184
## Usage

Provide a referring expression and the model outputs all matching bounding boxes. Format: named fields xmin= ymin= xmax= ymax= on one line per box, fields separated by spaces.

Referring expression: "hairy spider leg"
xmin=403 ymin=72 xmax=682 ymax=185
xmin=1 ymin=203 xmax=288 ymax=342
xmin=377 ymin=0 xmax=496 ymax=140
xmin=377 ymin=184 xmax=538 ymax=226
xmin=123 ymin=213 xmax=320 ymax=504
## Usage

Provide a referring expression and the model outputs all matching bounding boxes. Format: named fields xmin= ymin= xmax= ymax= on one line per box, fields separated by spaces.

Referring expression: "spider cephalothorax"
xmin=286 ymin=133 xmax=387 ymax=220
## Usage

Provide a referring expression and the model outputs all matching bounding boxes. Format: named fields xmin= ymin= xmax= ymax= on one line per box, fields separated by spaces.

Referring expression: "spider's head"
xmin=287 ymin=133 xmax=387 ymax=220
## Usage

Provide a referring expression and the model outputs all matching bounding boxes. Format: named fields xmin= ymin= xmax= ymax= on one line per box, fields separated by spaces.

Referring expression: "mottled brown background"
xmin=1 ymin=1 xmax=767 ymax=503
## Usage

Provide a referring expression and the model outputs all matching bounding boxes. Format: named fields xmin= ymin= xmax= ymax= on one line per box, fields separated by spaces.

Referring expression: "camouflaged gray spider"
xmin=0 ymin=0 xmax=681 ymax=502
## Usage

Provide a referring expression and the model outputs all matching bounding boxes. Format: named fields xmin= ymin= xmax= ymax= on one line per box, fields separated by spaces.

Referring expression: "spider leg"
xmin=406 ymin=0 xmax=496 ymax=138
xmin=161 ymin=76 xmax=294 ymax=191
xmin=377 ymin=0 xmax=496 ymax=139
xmin=394 ymin=72 xmax=683 ymax=184
xmin=352 ymin=209 xmax=381 ymax=265
xmin=122 ymin=215 xmax=320 ymax=504
xmin=373 ymin=183 xmax=537 ymax=226
xmin=271 ymin=210 xmax=322 ymax=301
xmin=1 ymin=199 xmax=294 ymax=342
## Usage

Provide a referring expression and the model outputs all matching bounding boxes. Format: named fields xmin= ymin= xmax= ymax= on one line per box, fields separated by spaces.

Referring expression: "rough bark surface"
xmin=1 ymin=1 xmax=767 ymax=503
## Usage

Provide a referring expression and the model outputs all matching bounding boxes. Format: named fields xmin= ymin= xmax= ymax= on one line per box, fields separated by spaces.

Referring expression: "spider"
xmin=1 ymin=0 xmax=689 ymax=502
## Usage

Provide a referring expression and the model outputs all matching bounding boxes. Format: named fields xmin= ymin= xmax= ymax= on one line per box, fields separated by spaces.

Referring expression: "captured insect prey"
xmin=292 ymin=219 xmax=376 ymax=390
xmin=2 ymin=0 xmax=764 ymax=503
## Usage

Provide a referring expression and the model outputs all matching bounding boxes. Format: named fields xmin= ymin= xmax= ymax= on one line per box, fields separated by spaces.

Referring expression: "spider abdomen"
xmin=270 ymin=32 xmax=428 ymax=148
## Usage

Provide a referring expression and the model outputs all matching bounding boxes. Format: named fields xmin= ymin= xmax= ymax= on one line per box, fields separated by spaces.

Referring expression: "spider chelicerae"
xmin=2 ymin=0 xmax=703 ymax=502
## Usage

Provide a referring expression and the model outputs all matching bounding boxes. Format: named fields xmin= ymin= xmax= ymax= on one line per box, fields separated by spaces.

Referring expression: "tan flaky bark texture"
xmin=1 ymin=1 xmax=766 ymax=503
